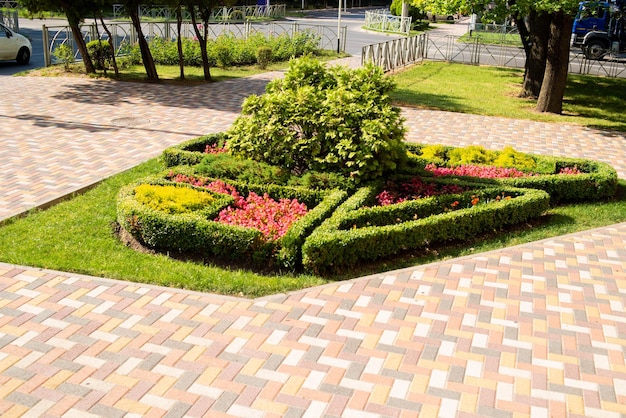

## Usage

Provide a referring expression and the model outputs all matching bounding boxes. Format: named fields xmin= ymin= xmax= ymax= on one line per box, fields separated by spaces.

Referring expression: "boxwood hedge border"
xmin=117 ymin=171 xmax=347 ymax=269
xmin=404 ymin=143 xmax=618 ymax=203
xmin=301 ymin=182 xmax=550 ymax=274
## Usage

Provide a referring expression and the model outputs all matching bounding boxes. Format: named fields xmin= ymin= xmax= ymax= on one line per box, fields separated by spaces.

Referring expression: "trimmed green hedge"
xmin=404 ymin=143 xmax=618 ymax=203
xmin=117 ymin=171 xmax=346 ymax=269
xmin=162 ymin=133 xmax=228 ymax=167
xmin=148 ymin=136 xmax=615 ymax=275
xmin=301 ymin=183 xmax=550 ymax=274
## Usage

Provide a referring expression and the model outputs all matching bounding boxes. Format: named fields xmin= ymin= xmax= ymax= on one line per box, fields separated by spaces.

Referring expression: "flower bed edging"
xmin=301 ymin=183 xmax=550 ymax=274
xmin=117 ymin=172 xmax=347 ymax=269
xmin=405 ymin=143 xmax=618 ymax=203
xmin=162 ymin=133 xmax=229 ymax=167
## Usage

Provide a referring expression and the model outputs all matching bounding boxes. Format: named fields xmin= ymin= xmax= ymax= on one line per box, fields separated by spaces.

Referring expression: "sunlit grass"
xmin=390 ymin=61 xmax=626 ymax=131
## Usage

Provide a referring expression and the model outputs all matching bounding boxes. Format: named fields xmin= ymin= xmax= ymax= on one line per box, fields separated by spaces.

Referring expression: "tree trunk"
xmin=176 ymin=5 xmax=185 ymax=80
xmin=520 ymin=10 xmax=550 ymax=98
xmin=64 ymin=13 xmax=95 ymax=74
xmin=99 ymin=13 xmax=120 ymax=79
xmin=536 ymin=12 xmax=574 ymax=114
xmin=189 ymin=8 xmax=212 ymax=81
xmin=129 ymin=9 xmax=159 ymax=81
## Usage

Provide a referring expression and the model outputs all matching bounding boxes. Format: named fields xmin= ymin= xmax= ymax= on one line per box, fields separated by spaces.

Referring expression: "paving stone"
xmin=2 ymin=56 xmax=626 ymax=418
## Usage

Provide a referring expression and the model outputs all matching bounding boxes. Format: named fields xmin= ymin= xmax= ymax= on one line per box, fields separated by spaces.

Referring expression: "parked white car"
xmin=0 ymin=22 xmax=31 ymax=65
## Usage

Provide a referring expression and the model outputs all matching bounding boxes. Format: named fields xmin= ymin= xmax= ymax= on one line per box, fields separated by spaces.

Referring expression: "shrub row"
xmin=117 ymin=172 xmax=346 ymax=269
xmin=162 ymin=133 xmax=228 ymax=167
xmin=404 ymin=143 xmax=618 ymax=203
xmin=301 ymin=183 xmax=550 ymax=274
xmin=120 ymin=31 xmax=320 ymax=68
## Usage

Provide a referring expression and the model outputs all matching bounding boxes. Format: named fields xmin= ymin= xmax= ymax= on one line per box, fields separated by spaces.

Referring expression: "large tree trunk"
xmin=129 ymin=9 xmax=159 ymax=81
xmin=63 ymin=11 xmax=95 ymax=74
xmin=520 ymin=10 xmax=551 ymax=98
xmin=536 ymin=12 xmax=574 ymax=114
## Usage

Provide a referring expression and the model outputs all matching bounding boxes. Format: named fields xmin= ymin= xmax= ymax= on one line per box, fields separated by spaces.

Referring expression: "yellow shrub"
xmin=493 ymin=146 xmax=536 ymax=171
xmin=448 ymin=145 xmax=495 ymax=166
xmin=420 ymin=144 xmax=447 ymax=161
xmin=134 ymin=184 xmax=215 ymax=214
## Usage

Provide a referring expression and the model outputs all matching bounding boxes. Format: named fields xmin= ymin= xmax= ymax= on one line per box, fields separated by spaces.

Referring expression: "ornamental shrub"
xmin=256 ymin=46 xmax=272 ymax=69
xmin=86 ymin=39 xmax=113 ymax=70
xmin=419 ymin=144 xmax=447 ymax=164
xmin=134 ymin=184 xmax=215 ymax=214
xmin=493 ymin=146 xmax=537 ymax=171
xmin=227 ymin=57 xmax=407 ymax=183
xmin=195 ymin=153 xmax=291 ymax=185
xmin=53 ymin=44 xmax=74 ymax=71
xmin=448 ymin=145 xmax=495 ymax=166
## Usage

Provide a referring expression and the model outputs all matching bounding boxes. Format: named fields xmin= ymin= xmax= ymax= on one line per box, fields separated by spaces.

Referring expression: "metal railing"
xmin=112 ymin=4 xmax=286 ymax=21
xmin=0 ymin=9 xmax=18 ymax=31
xmin=362 ymin=32 xmax=626 ymax=78
xmin=364 ymin=9 xmax=411 ymax=35
xmin=42 ymin=20 xmax=346 ymax=67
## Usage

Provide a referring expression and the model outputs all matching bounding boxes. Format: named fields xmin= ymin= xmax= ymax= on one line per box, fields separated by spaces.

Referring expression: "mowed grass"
xmin=390 ymin=61 xmax=626 ymax=131
xmin=3 ymin=61 xmax=626 ymax=296
xmin=0 ymin=160 xmax=328 ymax=298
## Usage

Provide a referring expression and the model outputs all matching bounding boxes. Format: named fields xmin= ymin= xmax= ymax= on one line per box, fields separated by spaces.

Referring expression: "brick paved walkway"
xmin=1 ymin=60 xmax=626 ymax=417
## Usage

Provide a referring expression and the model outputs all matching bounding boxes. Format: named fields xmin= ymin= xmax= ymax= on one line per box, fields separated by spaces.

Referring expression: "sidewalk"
xmin=1 ymin=65 xmax=626 ymax=417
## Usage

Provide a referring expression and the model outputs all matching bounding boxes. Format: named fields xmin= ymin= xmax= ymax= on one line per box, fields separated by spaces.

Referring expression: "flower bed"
xmin=138 ymin=136 xmax=617 ymax=274
xmin=301 ymin=181 xmax=550 ymax=274
xmin=405 ymin=143 xmax=617 ymax=203
xmin=169 ymin=174 xmax=308 ymax=242
xmin=117 ymin=171 xmax=347 ymax=269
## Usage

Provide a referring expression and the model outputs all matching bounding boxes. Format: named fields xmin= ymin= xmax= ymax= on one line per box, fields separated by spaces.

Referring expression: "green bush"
xmin=86 ymin=39 xmax=113 ymax=70
xmin=195 ymin=153 xmax=291 ymax=185
xmin=227 ymin=57 xmax=407 ymax=183
xmin=53 ymin=43 xmax=74 ymax=71
xmin=447 ymin=145 xmax=495 ymax=165
xmin=301 ymin=184 xmax=550 ymax=274
xmin=214 ymin=34 xmax=235 ymax=68
xmin=256 ymin=46 xmax=273 ymax=69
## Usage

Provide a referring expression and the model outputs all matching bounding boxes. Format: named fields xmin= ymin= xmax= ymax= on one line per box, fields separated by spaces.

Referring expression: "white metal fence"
xmin=112 ymin=4 xmax=286 ymax=21
xmin=0 ymin=9 xmax=18 ymax=31
xmin=362 ymin=32 xmax=626 ymax=78
xmin=42 ymin=20 xmax=346 ymax=67
xmin=363 ymin=10 xmax=411 ymax=35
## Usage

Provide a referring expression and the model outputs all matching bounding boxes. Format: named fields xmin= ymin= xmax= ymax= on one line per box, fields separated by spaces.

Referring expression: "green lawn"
xmin=390 ymin=61 xmax=626 ymax=132
xmin=2 ymin=61 xmax=626 ymax=297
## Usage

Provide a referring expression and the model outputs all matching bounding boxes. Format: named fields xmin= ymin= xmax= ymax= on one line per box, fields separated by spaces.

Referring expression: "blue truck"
xmin=572 ymin=0 xmax=626 ymax=59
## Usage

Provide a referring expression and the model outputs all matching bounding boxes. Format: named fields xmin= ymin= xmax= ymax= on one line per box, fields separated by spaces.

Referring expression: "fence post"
xmin=42 ymin=25 xmax=51 ymax=67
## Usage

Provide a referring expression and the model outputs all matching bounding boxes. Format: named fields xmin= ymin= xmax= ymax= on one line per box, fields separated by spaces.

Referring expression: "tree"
xmin=20 ymin=0 xmax=97 ymax=73
xmin=415 ymin=0 xmax=578 ymax=113
xmin=535 ymin=10 xmax=574 ymax=113
xmin=186 ymin=0 xmax=218 ymax=81
xmin=515 ymin=9 xmax=550 ymax=98
xmin=117 ymin=0 xmax=159 ymax=81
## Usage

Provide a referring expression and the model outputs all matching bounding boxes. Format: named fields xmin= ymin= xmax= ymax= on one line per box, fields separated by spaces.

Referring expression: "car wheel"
xmin=16 ymin=47 xmax=30 ymax=65
xmin=447 ymin=15 xmax=454 ymax=20
xmin=584 ymin=41 xmax=607 ymax=60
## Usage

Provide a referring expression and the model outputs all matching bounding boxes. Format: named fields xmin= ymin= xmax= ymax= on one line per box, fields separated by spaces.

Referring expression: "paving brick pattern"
xmin=1 ymin=58 xmax=626 ymax=416
xmin=1 ymin=224 xmax=626 ymax=417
